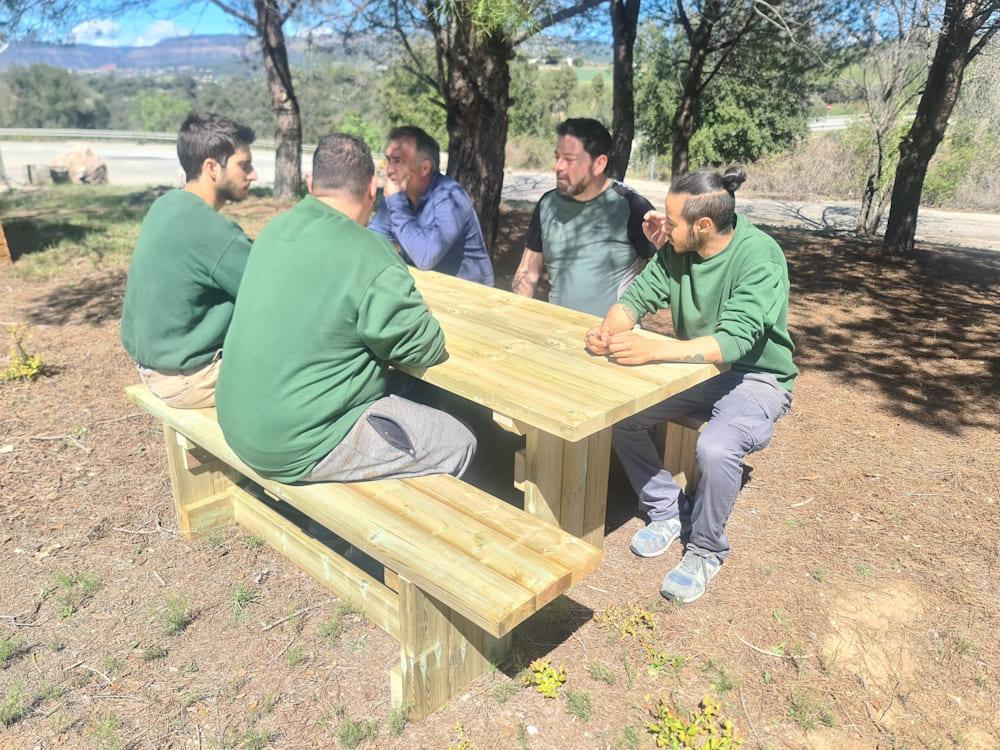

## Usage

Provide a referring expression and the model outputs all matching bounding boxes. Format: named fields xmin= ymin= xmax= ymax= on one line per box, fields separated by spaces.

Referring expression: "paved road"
xmin=4 ymin=140 xmax=998 ymax=252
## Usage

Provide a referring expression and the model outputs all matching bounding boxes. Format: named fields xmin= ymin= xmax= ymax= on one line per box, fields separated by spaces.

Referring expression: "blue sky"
xmin=70 ymin=3 xmax=244 ymax=47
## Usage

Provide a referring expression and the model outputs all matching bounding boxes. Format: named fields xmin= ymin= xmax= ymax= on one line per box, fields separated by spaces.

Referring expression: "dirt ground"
xmin=1 ymin=194 xmax=999 ymax=750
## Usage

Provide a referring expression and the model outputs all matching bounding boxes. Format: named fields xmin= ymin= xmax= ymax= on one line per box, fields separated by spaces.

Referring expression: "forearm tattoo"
xmin=682 ymin=353 xmax=706 ymax=363
xmin=620 ymin=305 xmax=637 ymax=324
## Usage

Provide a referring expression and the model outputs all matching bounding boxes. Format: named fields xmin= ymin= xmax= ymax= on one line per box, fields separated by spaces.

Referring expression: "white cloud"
xmin=134 ymin=20 xmax=188 ymax=47
xmin=71 ymin=19 xmax=121 ymax=46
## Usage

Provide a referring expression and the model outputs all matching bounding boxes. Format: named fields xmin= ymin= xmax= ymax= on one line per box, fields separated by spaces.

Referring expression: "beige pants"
xmin=139 ymin=353 xmax=222 ymax=409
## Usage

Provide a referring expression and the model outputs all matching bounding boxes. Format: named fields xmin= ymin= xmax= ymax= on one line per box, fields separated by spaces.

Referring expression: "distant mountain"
xmin=0 ymin=32 xmax=609 ymax=75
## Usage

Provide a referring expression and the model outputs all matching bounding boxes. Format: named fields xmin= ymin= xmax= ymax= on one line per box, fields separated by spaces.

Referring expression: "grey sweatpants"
xmin=612 ymin=371 xmax=792 ymax=561
xmin=303 ymin=394 xmax=476 ymax=483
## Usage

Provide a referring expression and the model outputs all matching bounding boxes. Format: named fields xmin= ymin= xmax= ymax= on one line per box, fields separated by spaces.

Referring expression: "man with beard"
xmin=121 ymin=112 xmax=257 ymax=408
xmin=511 ymin=118 xmax=656 ymax=316
xmin=585 ymin=168 xmax=797 ymax=603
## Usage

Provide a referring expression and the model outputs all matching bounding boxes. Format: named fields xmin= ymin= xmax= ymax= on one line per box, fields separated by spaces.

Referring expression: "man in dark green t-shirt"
xmin=512 ymin=118 xmax=656 ymax=317
xmin=586 ymin=168 xmax=798 ymax=604
xmin=120 ymin=112 xmax=257 ymax=408
xmin=216 ymin=134 xmax=475 ymax=485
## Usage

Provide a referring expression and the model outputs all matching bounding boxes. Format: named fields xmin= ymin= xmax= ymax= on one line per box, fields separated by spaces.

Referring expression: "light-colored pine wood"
xmin=582 ymin=427 xmax=612 ymax=548
xmin=0 ymin=221 xmax=11 ymax=266
xmin=492 ymin=412 xmax=526 ymax=436
xmin=127 ymin=385 xmax=600 ymax=639
xmin=662 ymin=419 xmax=706 ymax=494
xmin=397 ymin=576 xmax=509 ymax=721
xmin=230 ymin=484 xmax=400 ymax=640
xmin=523 ymin=428 xmax=563 ymax=526
xmin=162 ymin=424 xmax=235 ymax=540
xmin=409 ymin=269 xmax=726 ymax=441
xmin=513 ymin=447 xmax=525 ymax=492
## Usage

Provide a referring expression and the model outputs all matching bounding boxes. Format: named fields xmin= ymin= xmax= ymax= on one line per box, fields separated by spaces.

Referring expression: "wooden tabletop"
xmin=405 ymin=269 xmax=725 ymax=442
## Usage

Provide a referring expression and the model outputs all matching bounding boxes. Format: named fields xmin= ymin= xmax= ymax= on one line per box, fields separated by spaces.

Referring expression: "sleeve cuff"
xmin=712 ymin=332 xmax=744 ymax=363
xmin=620 ymin=298 xmax=646 ymax=322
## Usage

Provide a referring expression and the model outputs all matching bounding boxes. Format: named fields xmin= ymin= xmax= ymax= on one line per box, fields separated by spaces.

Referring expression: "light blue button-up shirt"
xmin=368 ymin=172 xmax=495 ymax=286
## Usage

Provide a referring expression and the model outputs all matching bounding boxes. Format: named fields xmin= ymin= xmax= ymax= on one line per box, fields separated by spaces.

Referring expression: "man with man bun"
xmin=586 ymin=167 xmax=797 ymax=603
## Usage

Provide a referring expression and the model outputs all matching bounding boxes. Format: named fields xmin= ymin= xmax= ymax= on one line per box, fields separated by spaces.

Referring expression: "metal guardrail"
xmin=0 ymin=127 xmax=321 ymax=151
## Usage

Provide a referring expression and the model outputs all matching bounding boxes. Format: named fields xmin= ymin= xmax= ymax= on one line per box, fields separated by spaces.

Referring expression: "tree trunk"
xmin=441 ymin=23 xmax=513 ymax=252
xmin=883 ymin=0 xmax=977 ymax=254
xmin=255 ymin=0 xmax=301 ymax=200
xmin=857 ymin=135 xmax=885 ymax=237
xmin=609 ymin=0 xmax=640 ymax=181
xmin=670 ymin=1 xmax=718 ymax=178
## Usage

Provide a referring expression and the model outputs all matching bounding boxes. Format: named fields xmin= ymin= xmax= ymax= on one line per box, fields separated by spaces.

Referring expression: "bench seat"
xmin=126 ymin=384 xmax=601 ymax=719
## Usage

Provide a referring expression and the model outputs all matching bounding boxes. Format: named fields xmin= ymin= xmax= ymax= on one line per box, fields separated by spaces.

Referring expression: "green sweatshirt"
xmin=120 ymin=189 xmax=251 ymax=370
xmin=216 ymin=195 xmax=446 ymax=482
xmin=619 ymin=216 xmax=798 ymax=391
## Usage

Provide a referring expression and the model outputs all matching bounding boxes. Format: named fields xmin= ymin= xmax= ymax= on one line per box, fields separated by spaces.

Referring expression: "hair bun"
xmin=722 ymin=166 xmax=746 ymax=193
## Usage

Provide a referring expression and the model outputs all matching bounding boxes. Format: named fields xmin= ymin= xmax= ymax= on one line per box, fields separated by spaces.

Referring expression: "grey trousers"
xmin=304 ymin=394 xmax=476 ymax=483
xmin=612 ymin=370 xmax=792 ymax=561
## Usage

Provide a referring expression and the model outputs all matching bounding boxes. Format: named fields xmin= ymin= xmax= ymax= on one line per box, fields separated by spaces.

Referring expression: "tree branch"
xmin=967 ymin=22 xmax=1000 ymax=61
xmin=208 ymin=0 xmax=255 ymax=27
xmin=514 ymin=0 xmax=607 ymax=45
xmin=281 ymin=0 xmax=304 ymax=24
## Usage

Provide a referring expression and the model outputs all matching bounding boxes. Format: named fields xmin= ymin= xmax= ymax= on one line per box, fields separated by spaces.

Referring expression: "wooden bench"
xmin=126 ymin=385 xmax=601 ymax=720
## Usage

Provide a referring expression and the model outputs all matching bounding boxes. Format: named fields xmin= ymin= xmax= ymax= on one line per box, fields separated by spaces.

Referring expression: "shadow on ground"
xmin=26 ymin=270 xmax=126 ymax=326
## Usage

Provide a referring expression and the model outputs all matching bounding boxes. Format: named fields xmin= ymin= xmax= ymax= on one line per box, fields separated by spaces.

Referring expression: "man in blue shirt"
xmin=368 ymin=126 xmax=494 ymax=285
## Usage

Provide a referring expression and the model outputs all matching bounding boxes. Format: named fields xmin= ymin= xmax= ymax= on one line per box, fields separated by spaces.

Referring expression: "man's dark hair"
xmin=311 ymin=133 xmax=375 ymax=198
xmin=669 ymin=167 xmax=747 ymax=231
xmin=177 ymin=113 xmax=255 ymax=182
xmin=388 ymin=125 xmax=440 ymax=172
xmin=556 ymin=118 xmax=612 ymax=164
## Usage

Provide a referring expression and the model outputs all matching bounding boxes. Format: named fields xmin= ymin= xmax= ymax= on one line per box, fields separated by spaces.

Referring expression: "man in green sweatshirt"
xmin=120 ymin=112 xmax=257 ymax=408
xmin=216 ymin=133 xmax=475 ymax=485
xmin=585 ymin=167 xmax=797 ymax=603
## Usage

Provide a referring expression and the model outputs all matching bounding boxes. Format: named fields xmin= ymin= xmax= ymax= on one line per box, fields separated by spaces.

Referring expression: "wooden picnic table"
xmin=405 ymin=269 xmax=726 ymax=548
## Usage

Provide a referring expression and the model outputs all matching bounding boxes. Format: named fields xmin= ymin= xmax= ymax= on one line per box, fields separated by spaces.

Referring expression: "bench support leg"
xmin=394 ymin=576 xmax=510 ymax=721
xmin=657 ymin=421 xmax=702 ymax=495
xmin=523 ymin=427 xmax=611 ymax=548
xmin=162 ymin=425 xmax=236 ymax=541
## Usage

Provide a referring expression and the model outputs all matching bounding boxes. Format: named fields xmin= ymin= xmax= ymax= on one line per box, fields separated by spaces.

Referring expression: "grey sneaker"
xmin=661 ymin=551 xmax=721 ymax=603
xmin=629 ymin=518 xmax=682 ymax=558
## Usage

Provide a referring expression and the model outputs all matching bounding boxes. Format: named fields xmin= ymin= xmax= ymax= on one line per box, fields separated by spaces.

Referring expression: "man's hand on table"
xmin=585 ymin=303 xmax=638 ymax=356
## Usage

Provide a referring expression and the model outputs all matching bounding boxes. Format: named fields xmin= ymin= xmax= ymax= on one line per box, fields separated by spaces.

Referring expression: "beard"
xmin=556 ymin=173 xmax=590 ymax=198
xmin=675 ymin=225 xmax=707 ymax=253
xmin=217 ymin=172 xmax=249 ymax=203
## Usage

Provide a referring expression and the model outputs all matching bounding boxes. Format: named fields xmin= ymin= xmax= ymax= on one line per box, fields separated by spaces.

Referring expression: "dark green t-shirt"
xmin=120 ymin=189 xmax=251 ymax=370
xmin=524 ymin=182 xmax=656 ymax=317
xmin=620 ymin=216 xmax=798 ymax=391
xmin=216 ymin=196 xmax=446 ymax=483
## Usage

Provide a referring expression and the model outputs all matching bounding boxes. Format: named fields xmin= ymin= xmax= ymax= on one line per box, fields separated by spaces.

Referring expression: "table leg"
xmin=523 ymin=427 xmax=611 ymax=548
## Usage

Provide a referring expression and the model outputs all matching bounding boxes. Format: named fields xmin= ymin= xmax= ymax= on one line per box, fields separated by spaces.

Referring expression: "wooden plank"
xmin=663 ymin=421 xmax=703 ymax=494
xmin=397 ymin=576 xmax=507 ymax=721
xmin=582 ymin=427 xmax=612 ymax=548
xmin=0 ymin=221 xmax=11 ymax=266
xmin=409 ymin=269 xmax=726 ymax=442
xmin=362 ymin=479 xmax=573 ymax=609
xmin=559 ymin=438 xmax=589 ymax=538
xmin=127 ymin=387 xmax=540 ymax=638
xmin=407 ymin=474 xmax=602 ymax=585
xmin=231 ymin=485 xmax=400 ymax=640
xmin=162 ymin=424 xmax=235 ymax=540
xmin=492 ymin=412 xmax=526 ymax=436
xmin=523 ymin=429 xmax=563 ymax=527
xmin=513 ymin=447 xmax=525 ymax=492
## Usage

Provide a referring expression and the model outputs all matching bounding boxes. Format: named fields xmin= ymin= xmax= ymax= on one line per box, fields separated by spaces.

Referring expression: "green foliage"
xmin=51 ymin=570 xmax=101 ymax=617
xmin=646 ymin=645 xmax=685 ymax=677
xmin=378 ymin=48 xmax=448 ymax=146
xmin=0 ymin=632 xmax=28 ymax=667
xmin=646 ymin=694 xmax=743 ymax=749
xmin=587 ymin=662 xmax=616 ymax=685
xmin=140 ymin=645 xmax=167 ymax=661
xmin=522 ymin=657 xmax=566 ymax=698
xmin=335 ymin=716 xmax=379 ymax=748
xmin=2 ymin=326 xmax=45 ymax=382
xmin=636 ymin=21 xmax=810 ymax=168
xmin=596 ymin=604 xmax=655 ymax=641
xmin=1 ymin=682 xmax=27 ymax=727
xmin=924 ymin=122 xmax=978 ymax=206
xmin=158 ymin=595 xmax=193 ymax=636
xmin=565 ymin=689 xmax=592 ymax=721
xmin=388 ymin=702 xmax=409 ymax=736
xmin=0 ymin=64 xmax=110 ymax=128
xmin=788 ymin=688 xmax=835 ymax=730
xmin=91 ymin=712 xmax=123 ymax=750
xmin=701 ymin=658 xmax=735 ymax=695
xmin=230 ymin=583 xmax=259 ymax=617
xmin=316 ymin=601 xmax=363 ymax=644
xmin=128 ymin=91 xmax=190 ymax=132
xmin=286 ymin=645 xmax=306 ymax=667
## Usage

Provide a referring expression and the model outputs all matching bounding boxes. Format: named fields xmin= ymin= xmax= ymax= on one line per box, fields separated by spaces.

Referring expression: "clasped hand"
xmin=584 ymin=328 xmax=659 ymax=365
